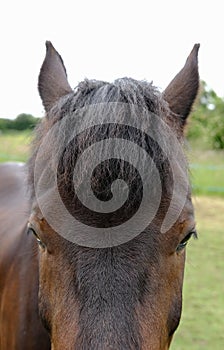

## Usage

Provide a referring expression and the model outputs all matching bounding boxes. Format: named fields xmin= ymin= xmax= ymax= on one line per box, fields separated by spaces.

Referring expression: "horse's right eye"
xmin=27 ymin=223 xmax=46 ymax=249
xmin=176 ymin=229 xmax=197 ymax=253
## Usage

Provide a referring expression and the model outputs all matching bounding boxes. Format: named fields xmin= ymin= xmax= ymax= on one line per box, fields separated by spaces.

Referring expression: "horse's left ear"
xmin=38 ymin=41 xmax=72 ymax=112
xmin=163 ymin=44 xmax=200 ymax=125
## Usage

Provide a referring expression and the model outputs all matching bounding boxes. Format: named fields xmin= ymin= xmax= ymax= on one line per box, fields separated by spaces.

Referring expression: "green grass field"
xmin=187 ymin=145 xmax=224 ymax=197
xmin=171 ymin=196 xmax=224 ymax=349
xmin=0 ymin=130 xmax=31 ymax=162
xmin=0 ymin=131 xmax=223 ymax=348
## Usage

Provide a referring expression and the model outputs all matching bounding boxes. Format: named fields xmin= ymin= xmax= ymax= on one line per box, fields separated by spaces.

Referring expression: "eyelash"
xmin=176 ymin=230 xmax=197 ymax=253
xmin=27 ymin=224 xmax=46 ymax=249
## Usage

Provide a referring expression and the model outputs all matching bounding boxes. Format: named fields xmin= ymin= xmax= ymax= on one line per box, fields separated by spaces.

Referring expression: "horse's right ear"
xmin=163 ymin=44 xmax=200 ymax=126
xmin=38 ymin=41 xmax=72 ymax=112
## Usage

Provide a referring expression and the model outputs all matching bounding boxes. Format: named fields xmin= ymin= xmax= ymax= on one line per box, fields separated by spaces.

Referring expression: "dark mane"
xmin=28 ymin=77 xmax=175 ymax=202
xmin=71 ymin=78 xmax=160 ymax=110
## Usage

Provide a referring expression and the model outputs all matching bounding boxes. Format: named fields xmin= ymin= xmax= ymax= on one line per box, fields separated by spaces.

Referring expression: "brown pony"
xmin=0 ymin=42 xmax=200 ymax=349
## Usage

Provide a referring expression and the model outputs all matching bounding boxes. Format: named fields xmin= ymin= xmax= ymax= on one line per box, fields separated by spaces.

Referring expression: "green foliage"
xmin=0 ymin=118 xmax=14 ymax=130
xmin=0 ymin=114 xmax=40 ymax=131
xmin=187 ymin=81 xmax=224 ymax=149
xmin=209 ymin=98 xmax=224 ymax=149
xmin=12 ymin=113 xmax=40 ymax=130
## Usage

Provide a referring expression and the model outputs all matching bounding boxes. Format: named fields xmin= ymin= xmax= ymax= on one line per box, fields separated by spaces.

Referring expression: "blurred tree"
xmin=13 ymin=113 xmax=40 ymax=130
xmin=0 ymin=118 xmax=13 ymax=130
xmin=187 ymin=81 xmax=224 ymax=149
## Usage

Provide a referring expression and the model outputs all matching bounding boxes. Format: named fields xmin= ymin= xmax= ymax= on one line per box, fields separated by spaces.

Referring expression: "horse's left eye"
xmin=176 ymin=230 xmax=197 ymax=253
xmin=27 ymin=224 xmax=46 ymax=249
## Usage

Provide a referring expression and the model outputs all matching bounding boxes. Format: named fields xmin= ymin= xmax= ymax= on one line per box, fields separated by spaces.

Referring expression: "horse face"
xmin=28 ymin=42 xmax=199 ymax=349
xmin=29 ymin=196 xmax=196 ymax=349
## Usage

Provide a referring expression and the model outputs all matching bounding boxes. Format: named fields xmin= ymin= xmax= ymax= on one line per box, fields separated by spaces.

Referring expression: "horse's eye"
xmin=27 ymin=224 xmax=46 ymax=249
xmin=176 ymin=230 xmax=197 ymax=253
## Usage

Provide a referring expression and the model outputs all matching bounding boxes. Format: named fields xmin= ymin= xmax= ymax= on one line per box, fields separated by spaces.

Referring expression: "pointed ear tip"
xmin=192 ymin=43 xmax=200 ymax=55
xmin=45 ymin=41 xmax=54 ymax=51
xmin=186 ymin=43 xmax=200 ymax=65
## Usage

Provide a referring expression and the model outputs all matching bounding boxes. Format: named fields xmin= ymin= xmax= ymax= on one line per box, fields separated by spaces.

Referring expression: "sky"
xmin=0 ymin=0 xmax=223 ymax=119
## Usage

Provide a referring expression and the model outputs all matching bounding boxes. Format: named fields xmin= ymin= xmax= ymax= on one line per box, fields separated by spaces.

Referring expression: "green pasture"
xmin=0 ymin=130 xmax=223 ymax=349
xmin=0 ymin=130 xmax=31 ymax=162
xmin=187 ymin=143 xmax=224 ymax=197
xmin=172 ymin=196 xmax=224 ymax=350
